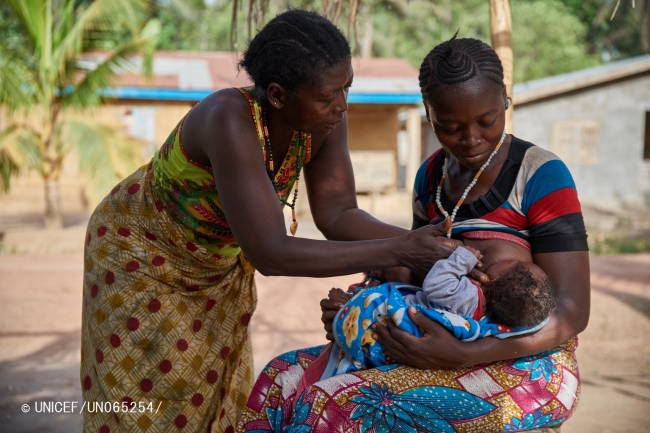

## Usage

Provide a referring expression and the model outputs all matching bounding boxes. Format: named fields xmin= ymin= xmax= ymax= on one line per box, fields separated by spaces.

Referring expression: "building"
xmin=513 ymin=54 xmax=650 ymax=209
xmin=6 ymin=51 xmax=648 ymax=225
xmin=0 ymin=51 xmax=428 ymax=225
xmin=93 ymin=52 xmax=423 ymax=194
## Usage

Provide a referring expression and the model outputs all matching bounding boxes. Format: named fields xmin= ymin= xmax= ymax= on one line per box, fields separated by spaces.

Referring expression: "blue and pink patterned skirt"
xmin=237 ymin=338 xmax=580 ymax=432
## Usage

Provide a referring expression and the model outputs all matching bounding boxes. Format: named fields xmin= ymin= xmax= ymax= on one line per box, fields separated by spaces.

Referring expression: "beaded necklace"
xmin=435 ymin=129 xmax=507 ymax=238
xmin=262 ymin=104 xmax=302 ymax=235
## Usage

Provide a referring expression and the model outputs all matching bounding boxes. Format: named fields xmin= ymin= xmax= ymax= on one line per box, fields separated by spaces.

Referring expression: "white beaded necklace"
xmin=435 ymin=129 xmax=507 ymax=238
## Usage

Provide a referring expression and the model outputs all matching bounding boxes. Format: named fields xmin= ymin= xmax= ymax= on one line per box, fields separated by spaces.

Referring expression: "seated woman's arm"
xmin=373 ymin=250 xmax=589 ymax=368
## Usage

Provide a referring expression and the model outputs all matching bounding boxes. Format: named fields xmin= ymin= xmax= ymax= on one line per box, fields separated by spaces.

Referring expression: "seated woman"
xmin=237 ymin=35 xmax=589 ymax=433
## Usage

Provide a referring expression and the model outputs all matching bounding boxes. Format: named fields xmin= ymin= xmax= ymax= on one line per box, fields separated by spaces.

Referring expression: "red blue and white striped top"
xmin=413 ymin=136 xmax=588 ymax=253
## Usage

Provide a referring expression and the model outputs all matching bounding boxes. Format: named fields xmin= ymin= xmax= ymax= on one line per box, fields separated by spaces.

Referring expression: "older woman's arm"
xmin=373 ymin=250 xmax=590 ymax=368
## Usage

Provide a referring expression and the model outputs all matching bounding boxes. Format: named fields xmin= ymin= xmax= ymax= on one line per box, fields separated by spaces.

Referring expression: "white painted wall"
xmin=514 ymin=74 xmax=650 ymax=209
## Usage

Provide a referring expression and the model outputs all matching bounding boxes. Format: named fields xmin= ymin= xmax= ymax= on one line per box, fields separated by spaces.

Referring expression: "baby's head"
xmin=483 ymin=261 xmax=556 ymax=328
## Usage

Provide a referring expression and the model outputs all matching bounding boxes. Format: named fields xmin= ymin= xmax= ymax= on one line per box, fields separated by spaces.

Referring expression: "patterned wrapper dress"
xmin=80 ymin=88 xmax=311 ymax=433
xmin=237 ymin=137 xmax=589 ymax=433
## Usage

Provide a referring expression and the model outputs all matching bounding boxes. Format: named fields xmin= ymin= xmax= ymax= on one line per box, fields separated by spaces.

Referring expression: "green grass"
xmin=589 ymin=232 xmax=650 ymax=255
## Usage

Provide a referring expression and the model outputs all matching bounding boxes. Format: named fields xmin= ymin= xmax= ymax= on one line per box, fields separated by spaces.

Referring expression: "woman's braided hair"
xmin=239 ymin=10 xmax=351 ymax=104
xmin=419 ymin=32 xmax=505 ymax=106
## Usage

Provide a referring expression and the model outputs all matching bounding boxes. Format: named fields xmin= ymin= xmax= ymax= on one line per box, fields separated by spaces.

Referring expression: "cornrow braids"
xmin=418 ymin=32 xmax=505 ymax=107
xmin=239 ymin=10 xmax=351 ymax=104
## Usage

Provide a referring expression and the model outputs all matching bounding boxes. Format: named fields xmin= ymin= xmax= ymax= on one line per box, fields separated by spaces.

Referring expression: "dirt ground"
xmin=1 ymin=205 xmax=649 ymax=432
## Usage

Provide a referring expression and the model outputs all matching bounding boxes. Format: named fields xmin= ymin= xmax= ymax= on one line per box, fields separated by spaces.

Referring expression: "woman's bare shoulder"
xmin=186 ymin=88 xmax=251 ymax=130
xmin=182 ymin=88 xmax=255 ymax=162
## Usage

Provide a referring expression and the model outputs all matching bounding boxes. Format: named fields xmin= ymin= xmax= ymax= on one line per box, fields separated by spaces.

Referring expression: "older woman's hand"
xmin=405 ymin=223 xmax=488 ymax=285
xmin=372 ymin=306 xmax=468 ymax=369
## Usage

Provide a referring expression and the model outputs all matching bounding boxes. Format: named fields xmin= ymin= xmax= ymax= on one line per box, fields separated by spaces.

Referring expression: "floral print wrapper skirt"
xmin=237 ymin=338 xmax=580 ymax=433
xmin=81 ymin=163 xmax=257 ymax=433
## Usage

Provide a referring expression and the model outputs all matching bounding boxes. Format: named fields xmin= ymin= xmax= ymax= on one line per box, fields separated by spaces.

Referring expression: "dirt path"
xmin=0 ymin=253 xmax=649 ymax=432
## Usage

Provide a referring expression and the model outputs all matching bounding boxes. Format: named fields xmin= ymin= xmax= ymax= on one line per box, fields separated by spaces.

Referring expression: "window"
xmin=550 ymin=119 xmax=601 ymax=165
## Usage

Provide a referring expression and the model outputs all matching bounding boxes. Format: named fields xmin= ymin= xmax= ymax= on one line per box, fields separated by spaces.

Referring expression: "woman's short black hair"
xmin=418 ymin=33 xmax=505 ymax=107
xmin=239 ymin=9 xmax=351 ymax=104
xmin=486 ymin=264 xmax=557 ymax=328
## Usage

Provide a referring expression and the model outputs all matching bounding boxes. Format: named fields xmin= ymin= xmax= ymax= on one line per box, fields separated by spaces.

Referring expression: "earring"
xmin=505 ymin=102 xmax=509 ymax=110
xmin=426 ymin=113 xmax=431 ymax=122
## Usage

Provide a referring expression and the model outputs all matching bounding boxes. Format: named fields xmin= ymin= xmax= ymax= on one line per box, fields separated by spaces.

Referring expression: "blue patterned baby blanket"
xmin=326 ymin=282 xmax=549 ymax=378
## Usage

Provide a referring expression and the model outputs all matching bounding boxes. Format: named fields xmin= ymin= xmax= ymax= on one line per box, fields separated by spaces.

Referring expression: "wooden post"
xmin=405 ymin=107 xmax=422 ymax=194
xmin=489 ymin=0 xmax=514 ymax=134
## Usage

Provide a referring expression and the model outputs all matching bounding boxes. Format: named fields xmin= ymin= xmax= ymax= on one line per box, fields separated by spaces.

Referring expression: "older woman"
xmin=238 ymin=36 xmax=589 ymax=433
xmin=80 ymin=10 xmax=461 ymax=433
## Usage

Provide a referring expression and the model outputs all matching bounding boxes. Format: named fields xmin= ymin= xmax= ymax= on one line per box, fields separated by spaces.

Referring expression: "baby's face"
xmin=484 ymin=260 xmax=546 ymax=284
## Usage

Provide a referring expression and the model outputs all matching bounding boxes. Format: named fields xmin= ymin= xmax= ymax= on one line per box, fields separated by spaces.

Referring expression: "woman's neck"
xmin=265 ymin=105 xmax=296 ymax=170
xmin=444 ymin=135 xmax=512 ymax=204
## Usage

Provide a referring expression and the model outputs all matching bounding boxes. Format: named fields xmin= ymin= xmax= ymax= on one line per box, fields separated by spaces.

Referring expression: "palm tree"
xmin=0 ymin=0 xmax=158 ymax=228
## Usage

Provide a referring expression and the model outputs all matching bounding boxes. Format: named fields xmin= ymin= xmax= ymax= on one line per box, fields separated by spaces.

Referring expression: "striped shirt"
xmin=413 ymin=136 xmax=588 ymax=253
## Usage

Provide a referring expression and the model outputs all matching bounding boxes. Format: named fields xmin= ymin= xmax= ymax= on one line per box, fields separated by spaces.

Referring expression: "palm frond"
xmin=60 ymin=118 xmax=142 ymax=202
xmin=230 ymin=0 xmax=271 ymax=48
xmin=62 ymin=37 xmax=151 ymax=110
xmin=137 ymin=18 xmax=160 ymax=78
xmin=0 ymin=47 xmax=37 ymax=111
xmin=51 ymin=0 xmax=77 ymax=55
xmin=5 ymin=0 xmax=46 ymax=54
xmin=0 ymin=123 xmax=41 ymax=173
xmin=0 ymin=152 xmax=19 ymax=193
xmin=0 ymin=125 xmax=24 ymax=192
xmin=52 ymin=0 xmax=150 ymax=77
xmin=229 ymin=0 xmax=368 ymax=50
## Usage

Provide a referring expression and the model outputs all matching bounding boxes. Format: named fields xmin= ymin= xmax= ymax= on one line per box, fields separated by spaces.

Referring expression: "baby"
xmin=329 ymin=235 xmax=557 ymax=370
xmin=412 ymin=243 xmax=554 ymax=327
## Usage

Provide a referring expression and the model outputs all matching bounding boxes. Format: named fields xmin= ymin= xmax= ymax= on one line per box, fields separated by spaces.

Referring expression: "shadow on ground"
xmin=593 ymin=286 xmax=650 ymax=318
xmin=0 ymin=329 xmax=83 ymax=433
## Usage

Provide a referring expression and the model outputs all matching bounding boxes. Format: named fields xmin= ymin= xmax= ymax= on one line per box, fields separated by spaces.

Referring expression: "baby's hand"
xmin=463 ymin=246 xmax=484 ymax=267
xmin=328 ymin=288 xmax=351 ymax=307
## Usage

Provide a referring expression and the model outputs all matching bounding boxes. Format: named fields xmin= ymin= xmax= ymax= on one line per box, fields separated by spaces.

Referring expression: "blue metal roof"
xmin=348 ymin=93 xmax=422 ymax=104
xmin=103 ymin=87 xmax=422 ymax=105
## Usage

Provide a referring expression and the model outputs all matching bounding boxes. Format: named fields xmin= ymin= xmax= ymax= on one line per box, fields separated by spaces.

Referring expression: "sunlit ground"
xmin=1 ymin=192 xmax=649 ymax=432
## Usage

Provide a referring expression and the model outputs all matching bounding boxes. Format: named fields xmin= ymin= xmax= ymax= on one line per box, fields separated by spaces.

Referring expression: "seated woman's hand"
xmin=372 ymin=306 xmax=468 ymax=369
xmin=320 ymin=288 xmax=352 ymax=342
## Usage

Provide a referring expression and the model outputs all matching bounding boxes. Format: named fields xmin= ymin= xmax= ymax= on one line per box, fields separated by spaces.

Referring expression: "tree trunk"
xmin=360 ymin=5 xmax=373 ymax=59
xmin=642 ymin=0 xmax=649 ymax=53
xmin=489 ymin=0 xmax=514 ymax=134
xmin=44 ymin=176 xmax=63 ymax=229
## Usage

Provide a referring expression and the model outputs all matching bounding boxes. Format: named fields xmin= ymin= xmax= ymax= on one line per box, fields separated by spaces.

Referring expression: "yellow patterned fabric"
xmin=81 ymin=163 xmax=256 ymax=433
